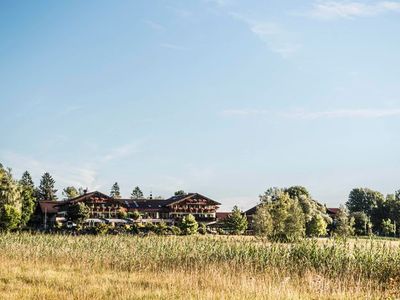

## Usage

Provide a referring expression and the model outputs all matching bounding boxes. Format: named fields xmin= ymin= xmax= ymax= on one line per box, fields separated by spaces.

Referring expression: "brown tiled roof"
xmin=68 ymin=191 xmax=113 ymax=203
xmin=119 ymin=193 xmax=221 ymax=210
xmin=245 ymin=205 xmax=259 ymax=216
xmin=38 ymin=201 xmax=66 ymax=214
xmin=327 ymin=208 xmax=340 ymax=214
xmin=216 ymin=212 xmax=231 ymax=220
xmin=164 ymin=193 xmax=221 ymax=206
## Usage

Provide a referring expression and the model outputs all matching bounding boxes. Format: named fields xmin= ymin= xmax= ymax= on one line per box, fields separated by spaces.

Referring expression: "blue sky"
xmin=1 ymin=0 xmax=399 ymax=210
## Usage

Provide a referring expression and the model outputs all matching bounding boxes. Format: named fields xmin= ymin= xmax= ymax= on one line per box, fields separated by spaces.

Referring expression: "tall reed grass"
xmin=0 ymin=233 xmax=399 ymax=298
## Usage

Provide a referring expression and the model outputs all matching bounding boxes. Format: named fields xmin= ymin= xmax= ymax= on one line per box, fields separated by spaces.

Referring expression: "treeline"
xmin=0 ymin=164 xmax=52 ymax=230
xmin=1 ymin=162 xmax=400 ymax=239
xmin=346 ymin=188 xmax=400 ymax=236
xmin=0 ymin=163 xmax=149 ymax=231
xmin=250 ymin=186 xmax=400 ymax=241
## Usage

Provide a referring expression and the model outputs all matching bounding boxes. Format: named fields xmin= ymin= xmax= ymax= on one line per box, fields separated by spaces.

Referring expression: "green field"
xmin=0 ymin=233 xmax=399 ymax=299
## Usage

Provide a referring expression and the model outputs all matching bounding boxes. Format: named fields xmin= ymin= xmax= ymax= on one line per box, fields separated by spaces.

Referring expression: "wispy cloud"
xmin=221 ymin=109 xmax=270 ymax=117
xmin=101 ymin=143 xmax=142 ymax=162
xmin=144 ymin=20 xmax=165 ymax=31
xmin=222 ymin=108 xmax=400 ymax=119
xmin=204 ymin=0 xmax=232 ymax=7
xmin=0 ymin=151 xmax=99 ymax=191
xmin=306 ymin=1 xmax=400 ymax=20
xmin=230 ymin=13 xmax=301 ymax=58
xmin=59 ymin=105 xmax=83 ymax=116
xmin=285 ymin=108 xmax=400 ymax=119
xmin=0 ymin=142 xmax=144 ymax=193
xmin=160 ymin=43 xmax=187 ymax=51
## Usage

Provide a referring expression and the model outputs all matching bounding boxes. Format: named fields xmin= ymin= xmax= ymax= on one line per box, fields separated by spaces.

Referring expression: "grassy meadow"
xmin=0 ymin=233 xmax=400 ymax=299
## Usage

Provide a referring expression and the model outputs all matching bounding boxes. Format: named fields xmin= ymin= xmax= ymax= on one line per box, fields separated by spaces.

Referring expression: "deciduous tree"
xmin=284 ymin=199 xmax=305 ymax=242
xmin=253 ymin=204 xmax=273 ymax=236
xmin=381 ymin=218 xmax=396 ymax=236
xmin=350 ymin=211 xmax=371 ymax=236
xmin=225 ymin=205 xmax=248 ymax=235
xmin=179 ymin=214 xmax=198 ymax=235
xmin=333 ymin=206 xmax=354 ymax=237
xmin=0 ymin=204 xmax=21 ymax=231
xmin=67 ymin=203 xmax=90 ymax=225
xmin=346 ymin=188 xmax=384 ymax=216
xmin=254 ymin=191 xmax=306 ymax=242
xmin=307 ymin=214 xmax=327 ymax=237
xmin=62 ymin=186 xmax=80 ymax=200
xmin=0 ymin=166 xmax=22 ymax=230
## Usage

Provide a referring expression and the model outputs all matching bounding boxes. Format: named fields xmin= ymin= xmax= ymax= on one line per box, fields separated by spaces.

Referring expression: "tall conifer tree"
xmin=110 ymin=182 xmax=121 ymax=199
xmin=19 ymin=171 xmax=36 ymax=226
xmin=38 ymin=172 xmax=57 ymax=201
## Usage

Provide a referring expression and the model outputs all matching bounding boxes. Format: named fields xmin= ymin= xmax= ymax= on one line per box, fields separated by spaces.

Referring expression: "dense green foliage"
xmin=351 ymin=211 xmax=371 ymax=236
xmin=179 ymin=214 xmax=198 ymax=235
xmin=333 ymin=207 xmax=354 ymax=237
xmin=225 ymin=206 xmax=248 ymax=235
xmin=0 ymin=204 xmax=21 ymax=231
xmin=254 ymin=186 xmax=330 ymax=241
xmin=0 ymin=166 xmax=21 ymax=209
xmin=62 ymin=186 xmax=80 ymax=199
xmin=67 ymin=203 xmax=90 ymax=224
xmin=253 ymin=204 xmax=272 ymax=236
xmin=381 ymin=219 xmax=396 ymax=236
xmin=346 ymin=188 xmax=400 ymax=235
xmin=307 ymin=214 xmax=328 ymax=237
xmin=0 ymin=166 xmax=22 ymax=230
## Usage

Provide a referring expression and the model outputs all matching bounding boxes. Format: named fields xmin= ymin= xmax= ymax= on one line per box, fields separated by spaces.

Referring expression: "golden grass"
xmin=0 ymin=233 xmax=399 ymax=299
xmin=0 ymin=258 xmax=392 ymax=300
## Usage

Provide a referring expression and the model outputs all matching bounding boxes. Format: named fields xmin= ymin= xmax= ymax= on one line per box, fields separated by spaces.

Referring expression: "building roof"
xmin=38 ymin=191 xmax=221 ymax=214
xmin=119 ymin=192 xmax=221 ymax=210
xmin=119 ymin=198 xmax=173 ymax=210
xmin=67 ymin=191 xmax=114 ymax=204
xmin=327 ymin=208 xmax=340 ymax=214
xmin=216 ymin=212 xmax=231 ymax=220
xmin=38 ymin=201 xmax=66 ymax=214
xmin=245 ymin=205 xmax=259 ymax=216
xmin=164 ymin=193 xmax=221 ymax=206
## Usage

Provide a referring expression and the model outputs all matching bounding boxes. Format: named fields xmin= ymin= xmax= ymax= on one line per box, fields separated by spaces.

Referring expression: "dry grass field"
xmin=0 ymin=233 xmax=399 ymax=299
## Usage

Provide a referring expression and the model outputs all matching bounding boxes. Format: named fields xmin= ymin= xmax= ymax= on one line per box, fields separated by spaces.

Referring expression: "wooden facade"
xmin=37 ymin=191 xmax=221 ymax=226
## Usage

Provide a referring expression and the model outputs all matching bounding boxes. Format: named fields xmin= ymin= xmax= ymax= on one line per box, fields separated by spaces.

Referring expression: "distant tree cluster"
xmin=0 ymin=165 xmax=36 ymax=230
xmin=253 ymin=186 xmax=332 ymax=241
xmin=346 ymin=187 xmax=400 ymax=236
